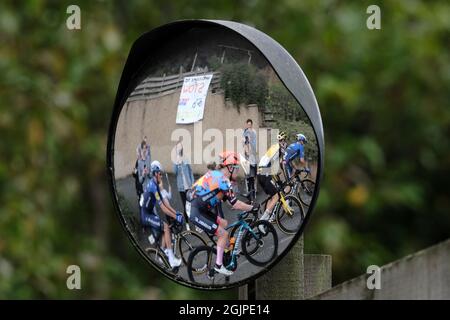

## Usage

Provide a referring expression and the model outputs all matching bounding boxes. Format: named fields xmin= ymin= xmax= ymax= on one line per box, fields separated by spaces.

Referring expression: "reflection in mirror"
xmin=112 ymin=26 xmax=318 ymax=288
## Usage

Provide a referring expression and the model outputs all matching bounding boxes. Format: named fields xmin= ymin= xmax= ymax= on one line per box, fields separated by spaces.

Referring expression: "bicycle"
xmin=144 ymin=218 xmax=207 ymax=272
xmin=187 ymin=210 xmax=278 ymax=284
xmin=290 ymin=168 xmax=315 ymax=208
xmin=261 ymin=174 xmax=306 ymax=235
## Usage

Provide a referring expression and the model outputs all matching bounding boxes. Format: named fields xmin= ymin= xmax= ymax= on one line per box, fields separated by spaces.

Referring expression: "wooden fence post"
xmin=255 ymin=236 xmax=304 ymax=299
xmin=238 ymin=236 xmax=332 ymax=300
xmin=304 ymin=254 xmax=332 ymax=299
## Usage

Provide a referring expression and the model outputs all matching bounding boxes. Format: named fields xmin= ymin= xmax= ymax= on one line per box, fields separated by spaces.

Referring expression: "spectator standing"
xmin=136 ymin=136 xmax=151 ymax=163
xmin=173 ymin=141 xmax=194 ymax=216
xmin=137 ymin=148 xmax=151 ymax=193
xmin=242 ymin=119 xmax=257 ymax=201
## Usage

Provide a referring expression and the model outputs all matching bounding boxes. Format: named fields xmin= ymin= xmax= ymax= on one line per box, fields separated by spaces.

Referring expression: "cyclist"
xmin=140 ymin=160 xmax=184 ymax=268
xmin=277 ymin=131 xmax=288 ymax=158
xmin=257 ymin=131 xmax=287 ymax=222
xmin=283 ymin=133 xmax=309 ymax=180
xmin=189 ymin=151 xmax=258 ymax=276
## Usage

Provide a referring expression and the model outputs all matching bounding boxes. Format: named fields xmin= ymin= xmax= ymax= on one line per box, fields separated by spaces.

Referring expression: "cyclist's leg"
xmin=282 ymin=162 xmax=294 ymax=194
xmin=157 ymin=208 xmax=180 ymax=267
xmin=215 ymin=215 xmax=229 ymax=262
xmin=163 ymin=222 xmax=171 ymax=250
xmin=161 ymin=220 xmax=180 ymax=267
xmin=258 ymin=175 xmax=278 ymax=220
xmin=266 ymin=193 xmax=279 ymax=214
xmin=285 ymin=161 xmax=293 ymax=180
xmin=154 ymin=207 xmax=170 ymax=248
xmin=216 ymin=215 xmax=228 ymax=229
xmin=213 ymin=216 xmax=233 ymax=275
xmin=190 ymin=203 xmax=231 ymax=274
xmin=215 ymin=224 xmax=228 ymax=262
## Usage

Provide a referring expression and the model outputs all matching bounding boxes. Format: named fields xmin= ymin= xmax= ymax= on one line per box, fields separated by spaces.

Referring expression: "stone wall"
xmin=314 ymin=239 xmax=450 ymax=300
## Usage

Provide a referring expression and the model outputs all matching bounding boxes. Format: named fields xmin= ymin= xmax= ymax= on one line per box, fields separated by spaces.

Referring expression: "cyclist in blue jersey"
xmin=140 ymin=160 xmax=184 ymax=268
xmin=188 ymin=151 xmax=259 ymax=276
xmin=282 ymin=133 xmax=310 ymax=179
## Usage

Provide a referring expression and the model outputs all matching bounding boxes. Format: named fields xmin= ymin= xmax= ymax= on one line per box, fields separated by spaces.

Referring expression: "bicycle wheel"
xmin=276 ymin=195 xmax=305 ymax=235
xmin=298 ymin=179 xmax=315 ymax=207
xmin=187 ymin=245 xmax=216 ymax=283
xmin=242 ymin=220 xmax=278 ymax=266
xmin=145 ymin=247 xmax=171 ymax=271
xmin=177 ymin=230 xmax=208 ymax=266
xmin=239 ymin=228 xmax=258 ymax=256
xmin=223 ymin=251 xmax=238 ymax=272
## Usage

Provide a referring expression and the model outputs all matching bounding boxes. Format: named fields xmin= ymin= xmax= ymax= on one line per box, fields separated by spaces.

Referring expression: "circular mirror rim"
xmin=106 ymin=19 xmax=324 ymax=290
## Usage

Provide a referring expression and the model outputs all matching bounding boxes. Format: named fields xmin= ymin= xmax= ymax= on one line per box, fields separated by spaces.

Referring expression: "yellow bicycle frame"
xmin=271 ymin=174 xmax=294 ymax=216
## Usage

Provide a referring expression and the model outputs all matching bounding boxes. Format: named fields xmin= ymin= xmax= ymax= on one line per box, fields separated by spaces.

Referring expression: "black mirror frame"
xmin=106 ymin=19 xmax=324 ymax=290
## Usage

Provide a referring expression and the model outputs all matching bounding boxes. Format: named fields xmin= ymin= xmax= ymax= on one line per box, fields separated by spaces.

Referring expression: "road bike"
xmin=290 ymin=168 xmax=315 ymax=208
xmin=144 ymin=217 xmax=208 ymax=272
xmin=187 ymin=210 xmax=278 ymax=284
xmin=260 ymin=174 xmax=305 ymax=235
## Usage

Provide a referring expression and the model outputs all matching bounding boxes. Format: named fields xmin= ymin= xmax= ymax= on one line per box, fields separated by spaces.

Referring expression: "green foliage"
xmin=266 ymin=83 xmax=317 ymax=159
xmin=266 ymin=84 xmax=308 ymax=122
xmin=0 ymin=0 xmax=449 ymax=298
xmin=277 ymin=119 xmax=318 ymax=161
xmin=207 ymin=55 xmax=222 ymax=71
xmin=220 ymin=62 xmax=268 ymax=112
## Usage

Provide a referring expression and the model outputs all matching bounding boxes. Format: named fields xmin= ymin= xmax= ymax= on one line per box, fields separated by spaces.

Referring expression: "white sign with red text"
xmin=176 ymin=74 xmax=213 ymax=124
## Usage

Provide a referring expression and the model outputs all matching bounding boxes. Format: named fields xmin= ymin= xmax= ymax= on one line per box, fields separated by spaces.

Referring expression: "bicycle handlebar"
xmin=168 ymin=219 xmax=183 ymax=234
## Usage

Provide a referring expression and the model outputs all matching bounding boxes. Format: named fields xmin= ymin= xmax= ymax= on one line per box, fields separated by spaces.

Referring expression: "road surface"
xmin=115 ymin=174 xmax=309 ymax=287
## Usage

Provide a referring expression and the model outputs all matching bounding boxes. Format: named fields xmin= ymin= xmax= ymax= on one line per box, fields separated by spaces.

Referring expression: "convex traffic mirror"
xmin=107 ymin=20 xmax=324 ymax=289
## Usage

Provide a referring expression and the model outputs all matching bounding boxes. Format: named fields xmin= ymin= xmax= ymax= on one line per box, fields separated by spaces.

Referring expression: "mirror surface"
xmin=112 ymin=26 xmax=319 ymax=288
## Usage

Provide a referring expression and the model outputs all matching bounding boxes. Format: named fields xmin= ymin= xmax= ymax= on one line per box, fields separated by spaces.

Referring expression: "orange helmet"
xmin=219 ymin=151 xmax=240 ymax=166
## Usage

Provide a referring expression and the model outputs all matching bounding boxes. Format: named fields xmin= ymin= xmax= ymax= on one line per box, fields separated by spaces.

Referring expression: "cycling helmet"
xmin=277 ymin=131 xmax=287 ymax=141
xmin=219 ymin=151 xmax=240 ymax=166
xmin=296 ymin=133 xmax=307 ymax=143
xmin=150 ymin=160 xmax=163 ymax=174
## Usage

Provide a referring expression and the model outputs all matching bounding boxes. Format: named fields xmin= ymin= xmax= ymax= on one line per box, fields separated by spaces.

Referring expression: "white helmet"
xmin=296 ymin=133 xmax=307 ymax=143
xmin=150 ymin=160 xmax=163 ymax=174
xmin=277 ymin=131 xmax=287 ymax=141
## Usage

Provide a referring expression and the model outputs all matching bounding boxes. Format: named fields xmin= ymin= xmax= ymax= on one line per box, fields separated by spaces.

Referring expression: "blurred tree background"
xmin=0 ymin=0 xmax=448 ymax=299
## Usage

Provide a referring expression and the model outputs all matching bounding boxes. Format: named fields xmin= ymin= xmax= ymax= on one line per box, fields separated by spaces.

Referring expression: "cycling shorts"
xmin=257 ymin=174 xmax=278 ymax=197
xmin=140 ymin=206 xmax=163 ymax=231
xmin=189 ymin=197 xmax=220 ymax=235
